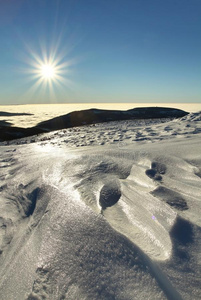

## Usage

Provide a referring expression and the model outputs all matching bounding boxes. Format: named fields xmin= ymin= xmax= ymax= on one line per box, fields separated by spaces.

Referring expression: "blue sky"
xmin=0 ymin=0 xmax=200 ymax=104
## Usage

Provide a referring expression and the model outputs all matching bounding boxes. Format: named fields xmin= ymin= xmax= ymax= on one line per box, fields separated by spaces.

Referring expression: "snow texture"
xmin=0 ymin=111 xmax=201 ymax=299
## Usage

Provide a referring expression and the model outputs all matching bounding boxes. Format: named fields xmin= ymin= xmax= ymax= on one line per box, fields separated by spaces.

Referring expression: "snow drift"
xmin=0 ymin=110 xmax=201 ymax=299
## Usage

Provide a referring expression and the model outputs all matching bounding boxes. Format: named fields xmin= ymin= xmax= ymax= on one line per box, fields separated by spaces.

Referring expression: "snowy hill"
xmin=0 ymin=110 xmax=201 ymax=299
xmin=0 ymin=107 xmax=188 ymax=142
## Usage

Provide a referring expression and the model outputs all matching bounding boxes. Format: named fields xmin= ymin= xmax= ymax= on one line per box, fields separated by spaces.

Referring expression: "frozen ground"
xmin=0 ymin=112 xmax=201 ymax=299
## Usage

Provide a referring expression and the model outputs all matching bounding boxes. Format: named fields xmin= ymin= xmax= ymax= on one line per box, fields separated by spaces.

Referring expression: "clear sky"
xmin=0 ymin=0 xmax=200 ymax=104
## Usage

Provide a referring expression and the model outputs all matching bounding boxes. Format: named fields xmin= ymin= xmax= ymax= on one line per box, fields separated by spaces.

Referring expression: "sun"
xmin=22 ymin=42 xmax=76 ymax=99
xmin=40 ymin=63 xmax=56 ymax=80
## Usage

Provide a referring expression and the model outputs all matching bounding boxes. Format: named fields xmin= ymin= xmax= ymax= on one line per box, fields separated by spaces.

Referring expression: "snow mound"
xmin=180 ymin=111 xmax=201 ymax=122
xmin=0 ymin=111 xmax=201 ymax=299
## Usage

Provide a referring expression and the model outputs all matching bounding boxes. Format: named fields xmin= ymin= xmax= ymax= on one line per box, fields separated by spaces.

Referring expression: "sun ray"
xmin=21 ymin=40 xmax=77 ymax=102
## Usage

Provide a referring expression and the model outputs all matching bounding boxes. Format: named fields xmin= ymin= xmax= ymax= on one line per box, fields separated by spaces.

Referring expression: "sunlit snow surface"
xmin=0 ymin=113 xmax=201 ymax=299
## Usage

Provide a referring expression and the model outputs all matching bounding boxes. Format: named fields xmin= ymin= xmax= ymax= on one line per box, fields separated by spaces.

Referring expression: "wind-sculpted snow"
xmin=0 ymin=112 xmax=201 ymax=299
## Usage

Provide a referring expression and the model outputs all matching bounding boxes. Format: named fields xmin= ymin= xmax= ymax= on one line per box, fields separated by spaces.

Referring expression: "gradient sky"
xmin=0 ymin=0 xmax=200 ymax=104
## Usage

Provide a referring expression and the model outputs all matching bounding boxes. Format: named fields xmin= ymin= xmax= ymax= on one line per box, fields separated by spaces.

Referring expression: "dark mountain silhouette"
xmin=36 ymin=107 xmax=188 ymax=131
xmin=0 ymin=107 xmax=188 ymax=141
xmin=0 ymin=126 xmax=45 ymax=141
xmin=0 ymin=120 xmax=13 ymax=127
xmin=0 ymin=111 xmax=33 ymax=116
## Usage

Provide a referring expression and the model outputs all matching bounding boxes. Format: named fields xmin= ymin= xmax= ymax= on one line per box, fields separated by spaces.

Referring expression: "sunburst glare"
xmin=21 ymin=40 xmax=77 ymax=102
xmin=40 ymin=63 xmax=56 ymax=80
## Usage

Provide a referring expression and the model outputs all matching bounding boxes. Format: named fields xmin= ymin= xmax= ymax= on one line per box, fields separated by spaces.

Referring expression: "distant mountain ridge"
xmin=0 ymin=107 xmax=188 ymax=141
xmin=36 ymin=107 xmax=188 ymax=131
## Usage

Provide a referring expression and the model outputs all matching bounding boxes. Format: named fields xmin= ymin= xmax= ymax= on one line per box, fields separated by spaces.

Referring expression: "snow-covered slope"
xmin=0 ymin=112 xmax=201 ymax=299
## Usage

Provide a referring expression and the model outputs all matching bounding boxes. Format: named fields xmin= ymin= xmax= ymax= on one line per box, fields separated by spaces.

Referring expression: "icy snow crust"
xmin=0 ymin=112 xmax=201 ymax=299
